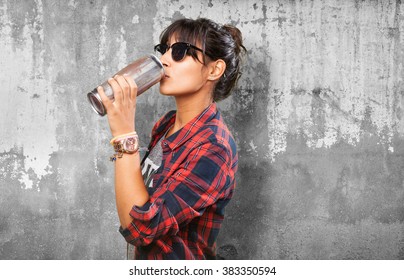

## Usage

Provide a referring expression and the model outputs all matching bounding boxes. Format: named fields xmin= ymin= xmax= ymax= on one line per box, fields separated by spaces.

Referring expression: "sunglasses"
xmin=154 ymin=42 xmax=205 ymax=62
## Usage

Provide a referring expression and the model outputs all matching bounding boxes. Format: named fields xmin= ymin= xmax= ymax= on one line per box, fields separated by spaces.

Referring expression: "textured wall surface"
xmin=1 ymin=0 xmax=404 ymax=259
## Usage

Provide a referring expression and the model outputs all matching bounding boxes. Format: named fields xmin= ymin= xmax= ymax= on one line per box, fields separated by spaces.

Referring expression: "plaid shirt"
xmin=119 ymin=103 xmax=238 ymax=259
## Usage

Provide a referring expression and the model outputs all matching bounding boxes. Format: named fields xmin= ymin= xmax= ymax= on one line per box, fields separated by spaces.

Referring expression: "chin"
xmin=159 ymin=84 xmax=177 ymax=96
xmin=159 ymin=90 xmax=177 ymax=98
xmin=159 ymin=91 xmax=171 ymax=96
xmin=158 ymin=87 xmax=172 ymax=96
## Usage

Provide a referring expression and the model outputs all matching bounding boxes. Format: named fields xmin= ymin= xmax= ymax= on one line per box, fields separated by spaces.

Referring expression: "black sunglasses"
xmin=154 ymin=42 xmax=204 ymax=62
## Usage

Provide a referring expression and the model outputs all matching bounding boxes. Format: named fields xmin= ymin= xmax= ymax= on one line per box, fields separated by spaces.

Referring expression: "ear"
xmin=207 ymin=59 xmax=226 ymax=81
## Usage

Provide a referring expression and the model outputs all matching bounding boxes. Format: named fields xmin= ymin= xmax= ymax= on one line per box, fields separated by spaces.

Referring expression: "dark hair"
xmin=159 ymin=18 xmax=246 ymax=101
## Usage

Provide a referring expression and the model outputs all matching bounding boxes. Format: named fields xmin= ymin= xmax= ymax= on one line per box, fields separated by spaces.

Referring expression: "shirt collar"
xmin=153 ymin=103 xmax=218 ymax=151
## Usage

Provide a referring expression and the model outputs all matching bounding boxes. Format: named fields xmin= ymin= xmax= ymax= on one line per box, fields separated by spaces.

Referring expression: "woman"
xmin=98 ymin=17 xmax=245 ymax=260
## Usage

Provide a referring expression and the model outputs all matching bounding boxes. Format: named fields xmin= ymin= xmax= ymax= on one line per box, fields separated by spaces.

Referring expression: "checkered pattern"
xmin=119 ymin=103 xmax=238 ymax=259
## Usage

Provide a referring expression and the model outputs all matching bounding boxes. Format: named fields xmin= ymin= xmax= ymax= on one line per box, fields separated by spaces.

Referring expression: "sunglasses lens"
xmin=155 ymin=44 xmax=168 ymax=55
xmin=154 ymin=43 xmax=201 ymax=61
xmin=171 ymin=43 xmax=188 ymax=61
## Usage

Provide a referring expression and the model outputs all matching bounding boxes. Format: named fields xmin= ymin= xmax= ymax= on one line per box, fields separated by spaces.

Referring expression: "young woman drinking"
xmin=98 ymin=17 xmax=245 ymax=260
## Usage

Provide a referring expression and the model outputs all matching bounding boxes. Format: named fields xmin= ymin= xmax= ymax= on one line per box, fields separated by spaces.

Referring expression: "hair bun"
xmin=223 ymin=25 xmax=245 ymax=55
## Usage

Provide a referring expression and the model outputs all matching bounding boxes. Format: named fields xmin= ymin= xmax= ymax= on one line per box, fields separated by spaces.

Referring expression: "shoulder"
xmin=193 ymin=113 xmax=237 ymax=160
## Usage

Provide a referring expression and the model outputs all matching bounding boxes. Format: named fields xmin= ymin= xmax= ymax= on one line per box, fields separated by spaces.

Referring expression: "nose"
xmin=160 ymin=48 xmax=171 ymax=67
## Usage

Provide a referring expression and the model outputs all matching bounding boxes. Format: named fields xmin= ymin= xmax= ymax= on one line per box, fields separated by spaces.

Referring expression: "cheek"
xmin=159 ymin=57 xmax=209 ymax=95
xmin=163 ymin=67 xmax=205 ymax=91
xmin=159 ymin=75 xmax=203 ymax=94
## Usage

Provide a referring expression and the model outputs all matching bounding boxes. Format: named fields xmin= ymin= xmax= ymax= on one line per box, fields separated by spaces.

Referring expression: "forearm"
xmin=114 ymin=152 xmax=149 ymax=228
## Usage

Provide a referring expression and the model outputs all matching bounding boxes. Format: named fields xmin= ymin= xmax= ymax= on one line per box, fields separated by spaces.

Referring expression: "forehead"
xmin=161 ymin=27 xmax=202 ymax=46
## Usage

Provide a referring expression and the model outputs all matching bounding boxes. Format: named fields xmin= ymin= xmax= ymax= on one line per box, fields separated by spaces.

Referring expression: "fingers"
xmin=114 ymin=75 xmax=130 ymax=103
xmin=108 ymin=77 xmax=123 ymax=104
xmin=109 ymin=75 xmax=136 ymax=104
xmin=122 ymin=74 xmax=138 ymax=101
xmin=100 ymin=75 xmax=137 ymax=115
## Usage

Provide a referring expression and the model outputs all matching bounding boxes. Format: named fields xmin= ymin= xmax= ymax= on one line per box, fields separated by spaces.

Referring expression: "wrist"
xmin=112 ymin=129 xmax=135 ymax=138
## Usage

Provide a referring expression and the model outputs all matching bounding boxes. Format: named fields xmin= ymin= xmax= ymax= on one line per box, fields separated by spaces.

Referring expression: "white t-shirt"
xmin=141 ymin=136 xmax=163 ymax=189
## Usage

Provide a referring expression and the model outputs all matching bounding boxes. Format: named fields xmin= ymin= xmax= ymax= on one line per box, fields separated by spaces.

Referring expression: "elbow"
xmin=120 ymin=218 xmax=179 ymax=247
xmin=129 ymin=235 xmax=155 ymax=247
xmin=121 ymin=217 xmax=133 ymax=230
xmin=119 ymin=199 xmax=178 ymax=246
xmin=119 ymin=197 xmax=150 ymax=229
xmin=120 ymin=222 xmax=156 ymax=247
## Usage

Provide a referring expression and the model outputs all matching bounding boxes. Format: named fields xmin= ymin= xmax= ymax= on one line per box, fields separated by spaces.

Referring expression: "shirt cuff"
xmin=119 ymin=197 xmax=164 ymax=234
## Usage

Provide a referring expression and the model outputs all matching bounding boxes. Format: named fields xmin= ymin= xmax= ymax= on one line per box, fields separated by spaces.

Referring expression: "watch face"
xmin=123 ymin=136 xmax=139 ymax=152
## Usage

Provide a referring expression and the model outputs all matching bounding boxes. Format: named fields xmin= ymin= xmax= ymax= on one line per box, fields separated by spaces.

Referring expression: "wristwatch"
xmin=110 ymin=133 xmax=139 ymax=161
xmin=118 ymin=135 xmax=139 ymax=153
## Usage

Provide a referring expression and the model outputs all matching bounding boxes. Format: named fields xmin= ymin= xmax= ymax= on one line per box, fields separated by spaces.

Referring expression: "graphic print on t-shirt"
xmin=141 ymin=157 xmax=160 ymax=188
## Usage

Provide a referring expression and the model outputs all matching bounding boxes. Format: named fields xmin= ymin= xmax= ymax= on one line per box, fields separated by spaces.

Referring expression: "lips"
xmin=160 ymin=74 xmax=169 ymax=83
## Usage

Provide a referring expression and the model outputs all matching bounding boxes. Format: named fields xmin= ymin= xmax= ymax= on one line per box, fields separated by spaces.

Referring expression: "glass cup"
xmin=87 ymin=54 xmax=164 ymax=116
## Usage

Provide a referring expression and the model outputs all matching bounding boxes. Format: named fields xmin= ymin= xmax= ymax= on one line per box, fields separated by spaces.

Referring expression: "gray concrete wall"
xmin=1 ymin=0 xmax=403 ymax=259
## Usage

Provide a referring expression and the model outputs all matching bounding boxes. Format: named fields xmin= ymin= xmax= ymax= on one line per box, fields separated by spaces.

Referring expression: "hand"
xmin=98 ymin=74 xmax=138 ymax=137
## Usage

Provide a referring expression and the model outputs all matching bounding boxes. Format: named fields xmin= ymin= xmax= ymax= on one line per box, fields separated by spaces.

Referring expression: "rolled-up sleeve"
xmin=119 ymin=140 xmax=232 ymax=247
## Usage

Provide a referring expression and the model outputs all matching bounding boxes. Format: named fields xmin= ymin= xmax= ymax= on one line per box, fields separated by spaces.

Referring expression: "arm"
xmin=98 ymin=75 xmax=149 ymax=228
xmin=114 ymin=151 xmax=149 ymax=228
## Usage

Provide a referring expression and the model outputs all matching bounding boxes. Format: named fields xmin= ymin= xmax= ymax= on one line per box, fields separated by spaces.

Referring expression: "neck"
xmin=168 ymin=93 xmax=213 ymax=137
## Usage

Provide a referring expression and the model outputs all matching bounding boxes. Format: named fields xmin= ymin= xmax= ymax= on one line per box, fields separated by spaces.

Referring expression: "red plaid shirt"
xmin=119 ymin=103 xmax=238 ymax=259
